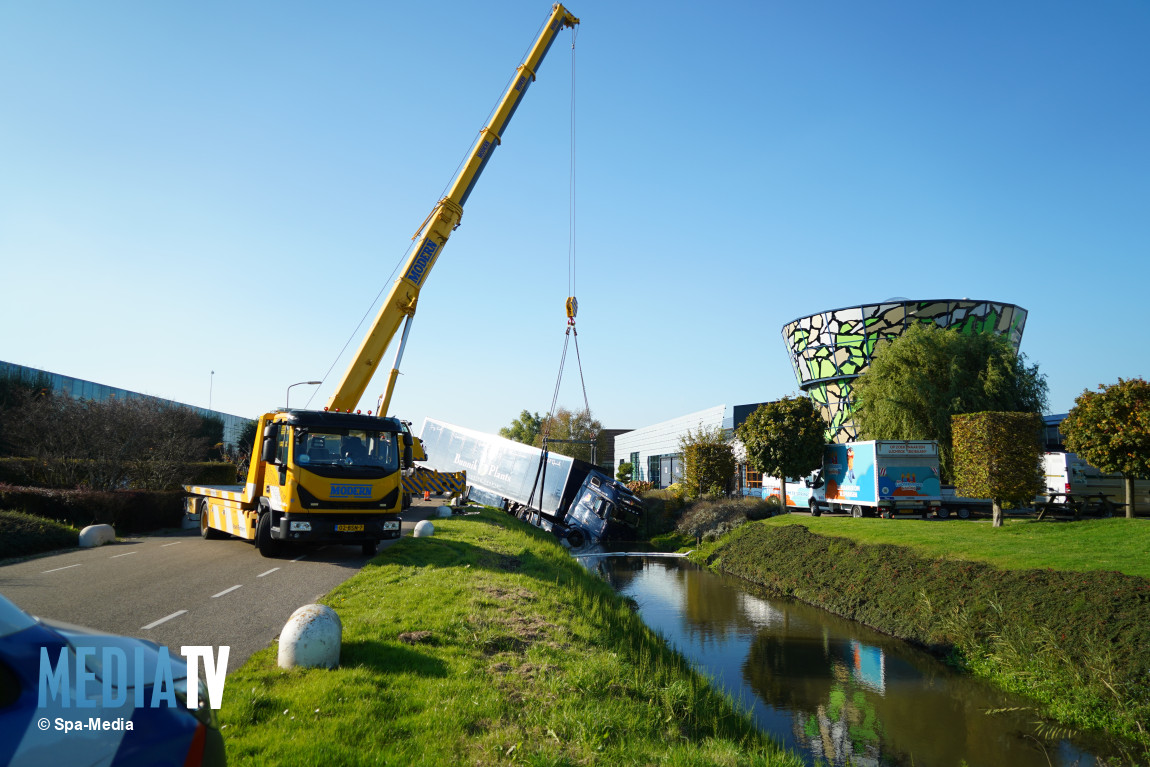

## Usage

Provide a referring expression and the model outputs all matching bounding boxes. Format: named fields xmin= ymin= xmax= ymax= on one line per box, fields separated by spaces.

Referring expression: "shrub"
xmin=675 ymin=497 xmax=775 ymax=542
xmin=190 ymin=461 xmax=241 ymax=485
xmin=0 ymin=510 xmax=79 ymax=559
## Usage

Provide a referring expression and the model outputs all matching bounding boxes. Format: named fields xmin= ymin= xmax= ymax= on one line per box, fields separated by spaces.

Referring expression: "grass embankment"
xmin=221 ymin=509 xmax=802 ymax=766
xmin=701 ymin=516 xmax=1150 ymax=758
xmin=747 ymin=514 xmax=1150 ymax=578
xmin=0 ymin=510 xmax=79 ymax=559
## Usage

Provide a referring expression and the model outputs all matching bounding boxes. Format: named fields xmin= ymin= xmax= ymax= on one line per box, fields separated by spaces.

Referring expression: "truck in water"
xmin=763 ymin=440 xmax=943 ymax=518
xmin=418 ymin=418 xmax=643 ymax=547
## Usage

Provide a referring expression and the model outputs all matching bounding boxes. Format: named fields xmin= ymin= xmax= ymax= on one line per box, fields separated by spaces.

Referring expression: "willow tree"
xmin=852 ymin=323 xmax=1047 ymax=482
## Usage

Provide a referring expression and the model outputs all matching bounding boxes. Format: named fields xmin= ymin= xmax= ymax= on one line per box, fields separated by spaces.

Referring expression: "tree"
xmin=535 ymin=407 xmax=603 ymax=464
xmin=678 ymin=424 xmax=736 ymax=497
xmin=499 ymin=410 xmax=544 ymax=446
xmin=1060 ymin=377 xmax=1150 ymax=519
xmin=736 ymin=397 xmax=825 ymax=508
xmin=2 ymin=392 xmax=209 ymax=490
xmin=0 ymin=370 xmax=52 ymax=457
xmin=221 ymin=419 xmax=259 ymax=483
xmin=616 ymin=461 xmax=633 ymax=483
xmin=952 ymin=411 xmax=1044 ymax=527
xmin=196 ymin=415 xmax=225 ymax=461
xmin=852 ymin=323 xmax=1048 ymax=482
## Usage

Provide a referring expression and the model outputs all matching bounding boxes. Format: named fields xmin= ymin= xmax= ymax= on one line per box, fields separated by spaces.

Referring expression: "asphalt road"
xmin=0 ymin=500 xmax=441 ymax=674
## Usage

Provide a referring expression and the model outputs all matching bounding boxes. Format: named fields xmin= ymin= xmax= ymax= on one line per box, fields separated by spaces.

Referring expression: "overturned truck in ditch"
xmin=418 ymin=418 xmax=642 ymax=547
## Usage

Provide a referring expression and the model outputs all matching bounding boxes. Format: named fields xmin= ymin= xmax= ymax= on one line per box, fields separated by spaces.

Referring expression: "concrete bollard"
xmin=78 ymin=524 xmax=115 ymax=548
xmin=278 ymin=604 xmax=342 ymax=670
xmin=413 ymin=520 xmax=434 ymax=538
xmin=436 ymin=505 xmax=453 ymax=518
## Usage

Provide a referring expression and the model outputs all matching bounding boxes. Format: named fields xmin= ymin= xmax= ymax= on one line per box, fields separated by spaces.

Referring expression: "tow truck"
xmin=185 ymin=5 xmax=581 ymax=556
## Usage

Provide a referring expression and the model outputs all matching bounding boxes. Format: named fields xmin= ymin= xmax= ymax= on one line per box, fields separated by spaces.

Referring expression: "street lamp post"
xmin=209 ymin=370 xmax=214 ymax=410
xmin=286 ymin=381 xmax=322 ymax=410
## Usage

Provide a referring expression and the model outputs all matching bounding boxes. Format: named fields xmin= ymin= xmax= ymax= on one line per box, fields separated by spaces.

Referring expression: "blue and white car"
xmin=0 ymin=593 xmax=225 ymax=767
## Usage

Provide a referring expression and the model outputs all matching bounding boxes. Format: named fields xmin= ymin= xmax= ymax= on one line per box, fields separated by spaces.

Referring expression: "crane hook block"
xmin=566 ymin=296 xmax=578 ymax=323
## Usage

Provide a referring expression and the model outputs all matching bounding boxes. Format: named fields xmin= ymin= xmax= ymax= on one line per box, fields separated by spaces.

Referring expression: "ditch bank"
xmin=703 ymin=521 xmax=1150 ymax=758
xmin=219 ymin=509 xmax=802 ymax=766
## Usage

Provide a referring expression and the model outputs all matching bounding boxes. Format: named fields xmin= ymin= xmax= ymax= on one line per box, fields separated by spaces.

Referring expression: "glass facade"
xmin=0 ymin=360 xmax=254 ymax=447
xmin=781 ymin=300 xmax=1028 ymax=444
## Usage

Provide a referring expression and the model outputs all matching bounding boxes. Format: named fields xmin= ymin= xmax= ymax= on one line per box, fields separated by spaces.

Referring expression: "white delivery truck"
xmin=763 ymin=440 xmax=943 ymax=519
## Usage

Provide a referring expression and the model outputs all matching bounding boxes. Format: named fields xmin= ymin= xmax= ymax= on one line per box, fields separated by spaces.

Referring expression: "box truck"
xmin=763 ymin=441 xmax=942 ymax=519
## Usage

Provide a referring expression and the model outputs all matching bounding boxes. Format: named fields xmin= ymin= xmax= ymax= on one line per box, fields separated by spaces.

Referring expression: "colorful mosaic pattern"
xmin=781 ymin=300 xmax=1028 ymax=443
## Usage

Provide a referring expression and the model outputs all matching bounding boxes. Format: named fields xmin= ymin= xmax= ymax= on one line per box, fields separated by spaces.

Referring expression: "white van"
xmin=1042 ymin=452 xmax=1148 ymax=514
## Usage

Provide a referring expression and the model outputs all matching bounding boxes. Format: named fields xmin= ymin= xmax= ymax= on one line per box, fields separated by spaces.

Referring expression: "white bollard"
xmin=78 ymin=524 xmax=115 ymax=548
xmin=413 ymin=520 xmax=434 ymax=538
xmin=277 ymin=604 xmax=342 ymax=670
xmin=436 ymin=505 xmax=453 ymax=518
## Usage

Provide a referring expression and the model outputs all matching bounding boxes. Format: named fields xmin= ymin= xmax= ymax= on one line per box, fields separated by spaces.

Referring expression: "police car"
xmin=0 ymin=593 xmax=225 ymax=766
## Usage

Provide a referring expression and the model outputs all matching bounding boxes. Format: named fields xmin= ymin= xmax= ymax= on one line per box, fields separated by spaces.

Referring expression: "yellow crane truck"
xmin=185 ymin=4 xmax=580 ymax=557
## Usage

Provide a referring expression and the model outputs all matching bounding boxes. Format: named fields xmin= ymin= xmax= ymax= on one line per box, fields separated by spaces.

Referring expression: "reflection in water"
xmin=596 ymin=557 xmax=1118 ymax=767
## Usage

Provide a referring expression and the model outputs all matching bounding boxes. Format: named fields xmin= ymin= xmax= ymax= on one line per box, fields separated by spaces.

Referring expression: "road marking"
xmin=161 ymin=541 xmax=182 ymax=547
xmin=41 ymin=564 xmax=82 ymax=574
xmin=291 ymin=554 xmax=307 ymax=562
xmin=257 ymin=567 xmax=280 ymax=578
xmin=211 ymin=585 xmax=242 ymax=598
xmin=110 ymin=551 xmax=136 ymax=558
xmin=141 ymin=610 xmax=187 ymax=630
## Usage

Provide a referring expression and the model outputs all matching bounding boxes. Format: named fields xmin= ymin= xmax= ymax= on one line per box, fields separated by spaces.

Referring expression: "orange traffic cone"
xmin=423 ymin=491 xmax=430 ymax=501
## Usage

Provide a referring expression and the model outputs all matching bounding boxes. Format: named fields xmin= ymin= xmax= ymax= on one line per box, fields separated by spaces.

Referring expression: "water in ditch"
xmin=589 ymin=555 xmax=1128 ymax=767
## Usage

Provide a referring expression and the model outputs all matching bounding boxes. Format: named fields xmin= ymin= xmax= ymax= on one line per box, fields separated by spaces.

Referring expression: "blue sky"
xmin=2 ymin=1 xmax=1147 ymax=436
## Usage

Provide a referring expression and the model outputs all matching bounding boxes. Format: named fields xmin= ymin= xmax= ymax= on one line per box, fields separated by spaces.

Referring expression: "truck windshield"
xmin=294 ymin=429 xmax=399 ymax=472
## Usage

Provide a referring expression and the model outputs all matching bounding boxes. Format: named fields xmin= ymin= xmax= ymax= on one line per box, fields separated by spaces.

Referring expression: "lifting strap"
xmin=526 ymin=301 xmax=593 ymax=515
xmin=527 ymin=32 xmax=585 ymax=518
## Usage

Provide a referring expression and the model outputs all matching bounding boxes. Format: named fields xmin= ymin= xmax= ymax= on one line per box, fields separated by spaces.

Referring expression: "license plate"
xmin=336 ymin=524 xmax=365 ymax=532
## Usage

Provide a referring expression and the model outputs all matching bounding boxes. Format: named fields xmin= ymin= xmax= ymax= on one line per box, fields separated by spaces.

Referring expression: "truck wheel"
xmin=850 ymin=505 xmax=863 ymax=518
xmin=256 ymin=512 xmax=281 ymax=558
xmin=809 ymin=501 xmax=822 ymax=517
xmin=199 ymin=499 xmax=225 ymax=539
xmin=566 ymin=529 xmax=586 ymax=548
xmin=956 ymin=507 xmax=971 ymax=520
xmin=936 ymin=507 xmax=950 ymax=520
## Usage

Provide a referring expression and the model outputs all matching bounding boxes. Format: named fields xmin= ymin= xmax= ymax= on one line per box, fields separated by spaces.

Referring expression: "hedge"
xmin=0 ymin=458 xmax=238 ymax=489
xmin=0 ymin=484 xmax=186 ymax=533
xmin=0 ymin=510 xmax=80 ymax=559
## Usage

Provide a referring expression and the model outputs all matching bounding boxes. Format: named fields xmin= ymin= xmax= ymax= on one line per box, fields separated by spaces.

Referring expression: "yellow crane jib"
xmin=326 ymin=3 xmax=579 ymax=417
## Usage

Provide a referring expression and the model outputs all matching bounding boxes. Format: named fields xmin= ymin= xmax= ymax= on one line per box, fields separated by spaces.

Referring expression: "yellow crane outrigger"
xmin=185 ymin=5 xmax=579 ymax=557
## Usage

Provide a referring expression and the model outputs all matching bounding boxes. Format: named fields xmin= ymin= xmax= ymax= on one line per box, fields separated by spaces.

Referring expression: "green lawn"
xmin=759 ymin=514 xmax=1150 ymax=578
xmin=220 ymin=509 xmax=801 ymax=766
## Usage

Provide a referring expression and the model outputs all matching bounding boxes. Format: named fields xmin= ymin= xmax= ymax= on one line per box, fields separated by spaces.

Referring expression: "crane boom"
xmin=326 ymin=4 xmax=579 ymax=415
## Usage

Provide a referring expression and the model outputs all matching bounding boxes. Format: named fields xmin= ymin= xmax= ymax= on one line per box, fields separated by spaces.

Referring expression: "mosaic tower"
xmin=781 ymin=300 xmax=1028 ymax=443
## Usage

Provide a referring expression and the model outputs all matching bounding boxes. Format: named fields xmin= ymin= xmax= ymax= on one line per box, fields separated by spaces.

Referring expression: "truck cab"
xmin=562 ymin=471 xmax=644 ymax=548
xmin=188 ymin=409 xmax=411 ymax=557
